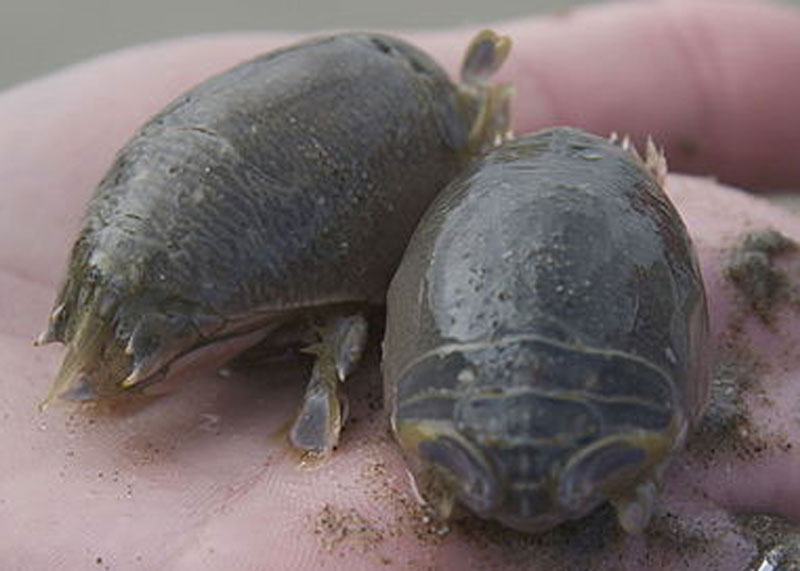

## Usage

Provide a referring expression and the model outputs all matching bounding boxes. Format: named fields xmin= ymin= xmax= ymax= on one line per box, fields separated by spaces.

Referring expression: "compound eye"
xmin=419 ymin=436 xmax=502 ymax=515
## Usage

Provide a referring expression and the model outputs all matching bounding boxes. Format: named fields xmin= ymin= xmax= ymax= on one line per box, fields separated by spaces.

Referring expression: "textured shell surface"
xmin=41 ymin=32 xmax=505 ymax=403
xmin=383 ymin=127 xmax=710 ymax=534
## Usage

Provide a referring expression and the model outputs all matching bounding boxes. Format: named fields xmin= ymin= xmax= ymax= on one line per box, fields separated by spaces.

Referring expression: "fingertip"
xmin=477 ymin=1 xmax=800 ymax=188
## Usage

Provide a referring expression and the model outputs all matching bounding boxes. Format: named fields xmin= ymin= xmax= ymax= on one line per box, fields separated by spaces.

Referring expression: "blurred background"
xmin=1 ymin=0 xmax=597 ymax=90
xmin=2 ymin=0 xmax=799 ymax=90
xmin=2 ymin=0 xmax=798 ymax=193
xmin=9 ymin=0 xmax=800 ymax=91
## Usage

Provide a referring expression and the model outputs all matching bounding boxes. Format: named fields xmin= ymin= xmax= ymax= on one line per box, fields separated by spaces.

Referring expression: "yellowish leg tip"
xmin=33 ymin=331 xmax=51 ymax=346
xmin=121 ymin=371 xmax=141 ymax=388
xmin=613 ymin=481 xmax=657 ymax=534
xmin=38 ymin=389 xmax=60 ymax=412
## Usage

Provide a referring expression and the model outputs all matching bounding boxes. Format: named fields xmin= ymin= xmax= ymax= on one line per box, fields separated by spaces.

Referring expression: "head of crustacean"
xmin=392 ymin=344 xmax=689 ymax=535
xmin=35 ymin=227 xmax=232 ymax=406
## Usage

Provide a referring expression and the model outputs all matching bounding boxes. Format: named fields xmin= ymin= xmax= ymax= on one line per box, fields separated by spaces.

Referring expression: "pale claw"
xmin=613 ymin=480 xmax=657 ymax=534
xmin=329 ymin=314 xmax=368 ymax=381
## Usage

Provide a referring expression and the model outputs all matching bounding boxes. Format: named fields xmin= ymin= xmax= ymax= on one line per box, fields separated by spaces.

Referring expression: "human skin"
xmin=1 ymin=1 xmax=800 ymax=569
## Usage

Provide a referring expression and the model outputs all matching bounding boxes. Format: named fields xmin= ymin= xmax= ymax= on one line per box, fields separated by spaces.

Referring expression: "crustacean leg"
xmin=289 ymin=313 xmax=368 ymax=456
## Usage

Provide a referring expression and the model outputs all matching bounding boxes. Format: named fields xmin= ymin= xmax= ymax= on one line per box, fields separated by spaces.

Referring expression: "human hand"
xmin=2 ymin=1 xmax=800 ymax=569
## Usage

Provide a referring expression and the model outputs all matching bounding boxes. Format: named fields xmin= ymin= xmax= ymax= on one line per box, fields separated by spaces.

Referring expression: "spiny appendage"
xmin=289 ymin=314 xmax=367 ymax=457
xmin=644 ymin=137 xmax=669 ymax=187
xmin=460 ymin=30 xmax=514 ymax=151
xmin=35 ymin=303 xmax=66 ymax=347
xmin=37 ymin=285 xmax=133 ymax=409
xmin=37 ymin=276 xmax=203 ymax=409
xmin=609 ymin=132 xmax=669 ymax=187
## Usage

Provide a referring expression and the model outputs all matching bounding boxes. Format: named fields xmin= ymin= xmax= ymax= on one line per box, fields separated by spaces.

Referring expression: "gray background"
xmin=2 ymin=0 xmax=798 ymax=90
xmin=2 ymin=0 xmax=599 ymax=91
xmin=0 ymin=0 xmax=615 ymax=90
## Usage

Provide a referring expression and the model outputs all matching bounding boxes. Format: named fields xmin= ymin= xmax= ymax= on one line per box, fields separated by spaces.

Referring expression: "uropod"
xmin=383 ymin=127 xmax=710 ymax=533
xmin=37 ymin=31 xmax=512 ymax=456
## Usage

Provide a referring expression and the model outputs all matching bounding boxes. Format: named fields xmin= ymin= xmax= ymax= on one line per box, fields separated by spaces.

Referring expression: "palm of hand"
xmin=2 ymin=3 xmax=800 ymax=569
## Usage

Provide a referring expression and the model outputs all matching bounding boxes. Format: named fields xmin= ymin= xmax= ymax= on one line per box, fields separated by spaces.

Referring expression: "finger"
xmin=494 ymin=0 xmax=800 ymax=190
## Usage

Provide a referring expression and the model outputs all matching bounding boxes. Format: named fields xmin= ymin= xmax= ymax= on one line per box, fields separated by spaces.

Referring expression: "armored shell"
xmin=383 ymin=127 xmax=710 ymax=533
xmin=39 ymin=31 xmax=511 ymax=415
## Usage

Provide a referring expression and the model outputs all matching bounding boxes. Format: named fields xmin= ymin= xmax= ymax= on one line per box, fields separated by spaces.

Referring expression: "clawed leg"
xmin=289 ymin=314 xmax=368 ymax=456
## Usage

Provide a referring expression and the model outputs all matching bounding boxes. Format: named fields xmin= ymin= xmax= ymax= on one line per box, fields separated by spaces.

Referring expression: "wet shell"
xmin=383 ymin=127 xmax=710 ymax=533
xmin=38 ymin=31 xmax=511 ymax=428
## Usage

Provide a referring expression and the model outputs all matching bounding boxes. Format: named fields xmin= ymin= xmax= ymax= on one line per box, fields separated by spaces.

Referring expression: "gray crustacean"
xmin=37 ymin=31 xmax=512 ymax=456
xmin=383 ymin=127 xmax=710 ymax=534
